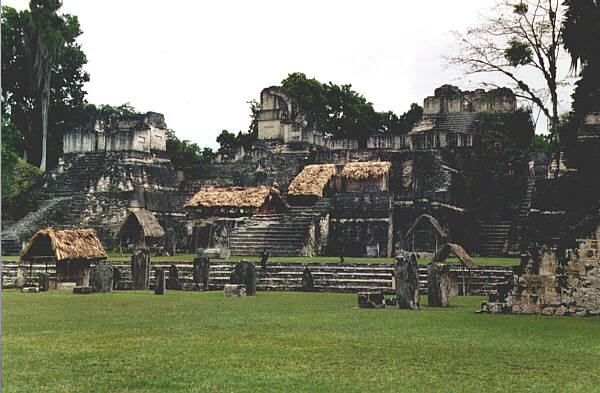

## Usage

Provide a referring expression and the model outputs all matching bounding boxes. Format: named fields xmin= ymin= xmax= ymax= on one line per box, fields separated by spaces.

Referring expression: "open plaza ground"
xmin=2 ymin=289 xmax=599 ymax=393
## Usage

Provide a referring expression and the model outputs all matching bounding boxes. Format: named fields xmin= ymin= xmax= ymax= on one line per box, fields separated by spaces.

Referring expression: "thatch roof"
xmin=117 ymin=209 xmax=165 ymax=239
xmin=431 ymin=243 xmax=478 ymax=269
xmin=20 ymin=228 xmax=107 ymax=262
xmin=288 ymin=164 xmax=337 ymax=196
xmin=341 ymin=161 xmax=391 ymax=180
xmin=184 ymin=186 xmax=288 ymax=209
xmin=406 ymin=214 xmax=447 ymax=238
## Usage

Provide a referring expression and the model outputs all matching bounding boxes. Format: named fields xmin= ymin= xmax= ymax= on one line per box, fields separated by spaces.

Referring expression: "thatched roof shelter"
xmin=117 ymin=209 xmax=165 ymax=239
xmin=20 ymin=228 xmax=107 ymax=262
xmin=184 ymin=186 xmax=289 ymax=210
xmin=406 ymin=214 xmax=447 ymax=238
xmin=431 ymin=243 xmax=478 ymax=269
xmin=341 ymin=161 xmax=391 ymax=180
xmin=288 ymin=164 xmax=337 ymax=197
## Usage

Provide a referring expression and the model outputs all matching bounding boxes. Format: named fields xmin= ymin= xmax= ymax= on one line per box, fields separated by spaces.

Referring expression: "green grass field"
xmin=2 ymin=290 xmax=599 ymax=393
xmin=2 ymin=254 xmax=521 ymax=266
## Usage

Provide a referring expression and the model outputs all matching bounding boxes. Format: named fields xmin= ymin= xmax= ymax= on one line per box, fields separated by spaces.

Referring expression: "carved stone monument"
xmin=154 ymin=268 xmax=166 ymax=295
xmin=357 ymin=292 xmax=385 ymax=308
xmin=427 ymin=263 xmax=450 ymax=307
xmin=38 ymin=272 xmax=50 ymax=292
xmin=112 ymin=267 xmax=121 ymax=290
xmin=394 ymin=252 xmax=420 ymax=310
xmin=131 ymin=248 xmax=151 ymax=290
xmin=301 ymin=267 xmax=315 ymax=292
xmin=193 ymin=257 xmax=210 ymax=291
xmin=89 ymin=263 xmax=113 ymax=293
xmin=229 ymin=260 xmax=257 ymax=296
xmin=167 ymin=264 xmax=182 ymax=290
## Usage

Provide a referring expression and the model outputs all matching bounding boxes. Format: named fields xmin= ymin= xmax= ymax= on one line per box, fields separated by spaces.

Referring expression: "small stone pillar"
xmin=229 ymin=260 xmax=257 ymax=296
xmin=301 ymin=267 xmax=315 ymax=292
xmin=224 ymin=284 xmax=246 ymax=297
xmin=89 ymin=264 xmax=113 ymax=293
xmin=193 ymin=257 xmax=210 ymax=291
xmin=164 ymin=228 xmax=176 ymax=256
xmin=15 ymin=267 xmax=27 ymax=288
xmin=167 ymin=264 xmax=182 ymax=290
xmin=357 ymin=292 xmax=385 ymax=308
xmin=427 ymin=263 xmax=450 ymax=307
xmin=112 ymin=267 xmax=121 ymax=290
xmin=154 ymin=268 xmax=166 ymax=295
xmin=38 ymin=272 xmax=50 ymax=292
xmin=131 ymin=248 xmax=151 ymax=290
xmin=394 ymin=253 xmax=420 ymax=310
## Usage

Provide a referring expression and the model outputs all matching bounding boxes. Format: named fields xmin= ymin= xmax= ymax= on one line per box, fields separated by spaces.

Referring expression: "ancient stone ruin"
xmin=393 ymin=253 xmax=420 ymax=310
xmin=481 ymin=230 xmax=600 ymax=316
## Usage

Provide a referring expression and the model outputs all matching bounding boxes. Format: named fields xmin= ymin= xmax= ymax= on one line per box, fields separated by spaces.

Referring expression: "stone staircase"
xmin=229 ymin=198 xmax=330 ymax=257
xmin=479 ymin=220 xmax=512 ymax=256
xmin=509 ymin=177 xmax=537 ymax=252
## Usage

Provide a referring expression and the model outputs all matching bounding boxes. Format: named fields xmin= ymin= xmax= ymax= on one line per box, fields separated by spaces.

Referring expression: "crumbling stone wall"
xmin=481 ymin=233 xmax=600 ymax=316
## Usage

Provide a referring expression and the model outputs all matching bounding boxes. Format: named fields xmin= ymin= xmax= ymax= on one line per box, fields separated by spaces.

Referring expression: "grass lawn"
xmin=2 ymin=290 xmax=599 ymax=393
xmin=2 ymin=255 xmax=521 ymax=266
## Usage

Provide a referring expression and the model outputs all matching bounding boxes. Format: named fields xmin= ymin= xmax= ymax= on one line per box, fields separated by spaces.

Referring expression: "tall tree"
xmin=449 ymin=0 xmax=566 ymax=136
xmin=2 ymin=4 xmax=89 ymax=169
xmin=27 ymin=0 xmax=65 ymax=171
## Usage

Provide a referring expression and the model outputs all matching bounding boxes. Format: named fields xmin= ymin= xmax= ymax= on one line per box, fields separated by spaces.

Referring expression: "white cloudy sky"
xmin=4 ymin=0 xmax=575 ymax=149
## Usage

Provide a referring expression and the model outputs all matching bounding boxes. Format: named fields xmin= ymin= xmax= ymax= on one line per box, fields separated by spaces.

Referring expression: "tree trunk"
xmin=40 ymin=76 xmax=50 ymax=172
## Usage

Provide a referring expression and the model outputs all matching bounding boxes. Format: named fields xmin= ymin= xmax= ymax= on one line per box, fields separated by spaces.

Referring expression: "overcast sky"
xmin=4 ymin=0 xmax=575 ymax=149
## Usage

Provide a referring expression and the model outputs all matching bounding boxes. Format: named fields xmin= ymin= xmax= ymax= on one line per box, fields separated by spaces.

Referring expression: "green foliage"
xmin=477 ymin=108 xmax=535 ymax=152
xmin=166 ymin=129 xmax=215 ymax=175
xmin=514 ymin=1 xmax=529 ymax=15
xmin=281 ymin=72 xmax=423 ymax=147
xmin=3 ymin=291 xmax=600 ymax=392
xmin=1 ymin=4 xmax=89 ymax=169
xmin=215 ymin=101 xmax=260 ymax=152
xmin=530 ymin=133 xmax=556 ymax=153
xmin=505 ymin=38 xmax=533 ymax=66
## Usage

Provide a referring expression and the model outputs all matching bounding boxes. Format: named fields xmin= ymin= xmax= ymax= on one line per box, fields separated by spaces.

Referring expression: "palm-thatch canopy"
xmin=117 ymin=209 xmax=165 ymax=244
xmin=288 ymin=164 xmax=337 ymax=197
xmin=184 ymin=186 xmax=288 ymax=209
xmin=341 ymin=161 xmax=391 ymax=180
xmin=20 ymin=228 xmax=107 ymax=262
xmin=406 ymin=214 xmax=447 ymax=238
xmin=431 ymin=243 xmax=478 ymax=269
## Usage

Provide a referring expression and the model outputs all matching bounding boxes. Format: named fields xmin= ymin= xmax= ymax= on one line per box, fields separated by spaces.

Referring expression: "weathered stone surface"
xmin=116 ymin=280 xmax=134 ymax=290
xmin=38 ymin=272 xmax=50 ymax=292
xmin=224 ymin=284 xmax=246 ymax=297
xmin=193 ymin=257 xmax=210 ymax=290
xmin=201 ymin=248 xmax=221 ymax=259
xmin=154 ymin=269 xmax=166 ymax=295
xmin=394 ymin=253 xmax=420 ymax=310
xmin=480 ymin=237 xmax=600 ymax=316
xmin=89 ymin=264 xmax=113 ymax=293
xmin=15 ymin=267 xmax=27 ymax=288
xmin=73 ymin=286 xmax=93 ymax=294
xmin=229 ymin=260 xmax=257 ymax=296
xmin=167 ymin=264 xmax=182 ymax=290
xmin=301 ymin=267 xmax=315 ymax=292
xmin=131 ymin=248 xmax=150 ymax=290
xmin=112 ymin=267 xmax=121 ymax=290
xmin=427 ymin=263 xmax=450 ymax=307
xmin=163 ymin=228 xmax=176 ymax=256
xmin=385 ymin=297 xmax=398 ymax=307
xmin=357 ymin=292 xmax=385 ymax=308
xmin=21 ymin=286 xmax=39 ymax=293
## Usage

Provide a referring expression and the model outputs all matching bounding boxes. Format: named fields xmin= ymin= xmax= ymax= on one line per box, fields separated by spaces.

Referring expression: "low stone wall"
xmin=481 ymin=236 xmax=600 ymax=316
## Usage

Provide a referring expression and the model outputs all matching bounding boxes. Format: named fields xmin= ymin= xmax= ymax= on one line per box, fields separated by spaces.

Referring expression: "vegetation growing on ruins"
xmin=3 ymin=290 xmax=599 ymax=393
xmin=476 ymin=108 xmax=536 ymax=152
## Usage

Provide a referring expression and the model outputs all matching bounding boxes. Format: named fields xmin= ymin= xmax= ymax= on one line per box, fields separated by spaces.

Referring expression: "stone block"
xmin=385 ymin=297 xmax=397 ymax=307
xmin=21 ymin=287 xmax=39 ymax=293
xmin=427 ymin=263 xmax=450 ymax=307
xmin=73 ymin=286 xmax=93 ymax=294
xmin=155 ymin=269 xmax=166 ymax=295
xmin=202 ymin=248 xmax=221 ymax=259
xmin=219 ymin=248 xmax=231 ymax=259
xmin=116 ymin=280 xmax=135 ymax=290
xmin=56 ymin=282 xmax=77 ymax=290
xmin=357 ymin=292 xmax=385 ymax=309
xmin=301 ymin=267 xmax=315 ymax=292
xmin=89 ymin=264 xmax=113 ymax=293
xmin=230 ymin=260 xmax=257 ymax=296
xmin=131 ymin=248 xmax=150 ymax=290
xmin=167 ymin=264 xmax=182 ymax=290
xmin=224 ymin=284 xmax=246 ymax=297
xmin=15 ymin=267 xmax=27 ymax=288
xmin=38 ymin=272 xmax=50 ymax=292
xmin=193 ymin=257 xmax=210 ymax=290
xmin=394 ymin=252 xmax=420 ymax=310
xmin=112 ymin=267 xmax=122 ymax=290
